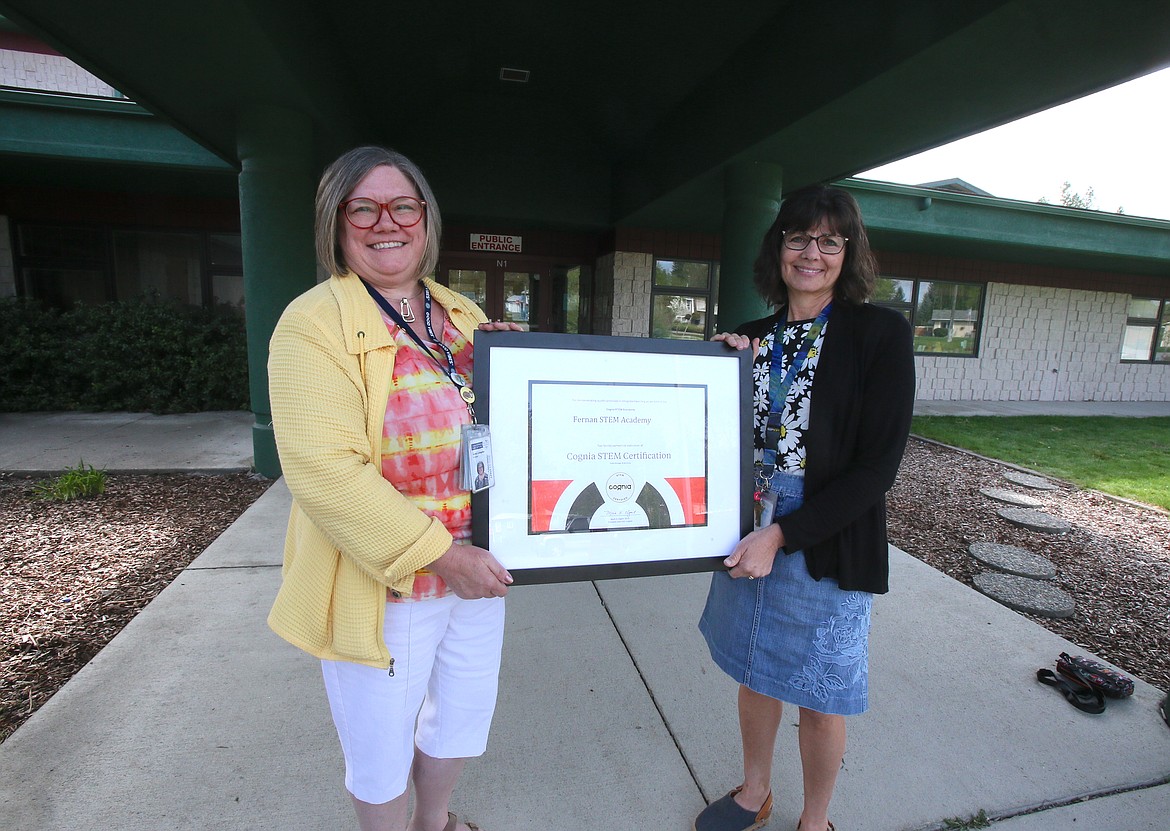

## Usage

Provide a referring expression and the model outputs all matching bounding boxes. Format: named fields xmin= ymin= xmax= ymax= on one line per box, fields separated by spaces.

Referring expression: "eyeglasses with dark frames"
xmin=340 ymin=196 xmax=427 ymax=229
xmin=783 ymin=231 xmax=848 ymax=255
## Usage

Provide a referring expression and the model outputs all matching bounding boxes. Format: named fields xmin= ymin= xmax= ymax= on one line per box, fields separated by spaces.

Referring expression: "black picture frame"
xmin=471 ymin=331 xmax=753 ymax=584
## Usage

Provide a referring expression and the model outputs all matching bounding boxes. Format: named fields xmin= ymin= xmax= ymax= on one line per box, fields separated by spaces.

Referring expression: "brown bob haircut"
xmin=314 ymin=146 xmax=442 ymax=280
xmin=753 ymin=184 xmax=878 ymax=308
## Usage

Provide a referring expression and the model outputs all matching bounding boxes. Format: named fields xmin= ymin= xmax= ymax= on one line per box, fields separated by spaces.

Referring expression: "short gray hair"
xmin=314 ymin=146 xmax=443 ymax=280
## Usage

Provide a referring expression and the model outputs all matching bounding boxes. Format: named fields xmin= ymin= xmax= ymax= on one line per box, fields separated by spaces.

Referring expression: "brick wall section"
xmin=0 ymin=48 xmax=119 ymax=97
xmin=610 ymin=251 xmax=653 ymax=337
xmin=590 ymin=252 xmax=615 ymax=336
xmin=915 ymin=283 xmax=1169 ymax=402
xmin=601 ymin=232 xmax=718 ymax=338
xmin=1111 ymin=343 xmax=1169 ymax=401
xmin=0 ymin=218 xmax=14 ymax=298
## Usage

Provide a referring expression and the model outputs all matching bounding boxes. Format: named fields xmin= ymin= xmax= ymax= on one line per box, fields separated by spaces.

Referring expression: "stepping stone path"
xmin=973 ymin=572 xmax=1075 ymax=618
xmin=961 ymin=465 xmax=1076 ymax=617
xmin=969 ymin=542 xmax=1057 ymax=579
xmin=1003 ymin=470 xmax=1059 ymax=491
xmin=997 ymin=506 xmax=1072 ymax=534
xmin=979 ymin=487 xmax=1044 ymax=508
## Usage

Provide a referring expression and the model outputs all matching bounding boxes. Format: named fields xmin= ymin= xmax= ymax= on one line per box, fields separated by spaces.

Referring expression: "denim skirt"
xmin=699 ymin=472 xmax=873 ymax=716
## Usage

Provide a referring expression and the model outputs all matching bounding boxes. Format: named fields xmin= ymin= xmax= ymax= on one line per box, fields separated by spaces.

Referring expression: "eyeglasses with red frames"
xmin=339 ymin=196 xmax=427 ymax=229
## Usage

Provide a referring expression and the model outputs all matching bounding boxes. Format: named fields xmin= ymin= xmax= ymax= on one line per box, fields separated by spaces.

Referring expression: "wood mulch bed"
xmin=0 ymin=471 xmax=272 ymax=742
xmin=887 ymin=437 xmax=1170 ymax=693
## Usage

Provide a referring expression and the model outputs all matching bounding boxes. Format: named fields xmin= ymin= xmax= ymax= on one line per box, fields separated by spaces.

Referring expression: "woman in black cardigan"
xmin=695 ymin=186 xmax=915 ymax=831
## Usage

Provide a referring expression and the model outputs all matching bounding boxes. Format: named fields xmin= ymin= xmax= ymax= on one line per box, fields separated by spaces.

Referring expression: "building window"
xmin=872 ymin=277 xmax=984 ymax=356
xmin=1121 ymin=297 xmax=1170 ymax=363
xmin=650 ymin=258 xmax=717 ymax=341
xmin=552 ymin=264 xmax=590 ymax=334
xmin=209 ymin=233 xmax=245 ymax=310
xmin=15 ymin=222 xmax=242 ymax=311
xmin=113 ymin=231 xmax=204 ymax=306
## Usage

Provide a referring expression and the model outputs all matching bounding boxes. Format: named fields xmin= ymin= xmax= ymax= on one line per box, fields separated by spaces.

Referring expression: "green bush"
xmin=0 ymin=297 xmax=249 ymax=413
xmin=33 ymin=460 xmax=108 ymax=501
xmin=0 ymin=297 xmax=66 ymax=410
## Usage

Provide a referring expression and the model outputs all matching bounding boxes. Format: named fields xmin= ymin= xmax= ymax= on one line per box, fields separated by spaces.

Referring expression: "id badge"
xmin=461 ymin=423 xmax=495 ymax=492
xmin=754 ymin=490 xmax=777 ymax=531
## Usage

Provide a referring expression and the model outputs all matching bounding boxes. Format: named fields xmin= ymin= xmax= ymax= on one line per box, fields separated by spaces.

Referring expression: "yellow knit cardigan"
xmin=267 ymin=273 xmax=487 ymax=668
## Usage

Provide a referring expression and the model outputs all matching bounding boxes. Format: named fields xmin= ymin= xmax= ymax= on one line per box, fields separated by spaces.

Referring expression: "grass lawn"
xmin=910 ymin=416 xmax=1170 ymax=512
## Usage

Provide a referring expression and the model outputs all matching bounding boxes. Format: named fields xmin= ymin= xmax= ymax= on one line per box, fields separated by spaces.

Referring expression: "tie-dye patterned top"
xmin=379 ymin=309 xmax=474 ymax=602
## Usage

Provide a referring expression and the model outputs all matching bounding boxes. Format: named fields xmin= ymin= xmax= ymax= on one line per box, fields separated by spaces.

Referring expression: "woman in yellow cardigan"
xmin=268 ymin=146 xmax=518 ymax=831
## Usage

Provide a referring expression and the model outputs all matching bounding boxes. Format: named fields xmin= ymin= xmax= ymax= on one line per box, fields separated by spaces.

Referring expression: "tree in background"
xmin=1039 ymin=181 xmax=1124 ymax=213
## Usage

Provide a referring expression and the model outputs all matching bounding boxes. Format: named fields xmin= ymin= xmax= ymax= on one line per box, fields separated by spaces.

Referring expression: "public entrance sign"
xmin=470 ymin=233 xmax=522 ymax=252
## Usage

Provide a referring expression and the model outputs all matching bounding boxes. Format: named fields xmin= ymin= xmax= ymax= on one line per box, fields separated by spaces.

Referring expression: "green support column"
xmin=717 ymin=161 xmax=783 ymax=331
xmin=237 ymin=106 xmax=317 ymax=478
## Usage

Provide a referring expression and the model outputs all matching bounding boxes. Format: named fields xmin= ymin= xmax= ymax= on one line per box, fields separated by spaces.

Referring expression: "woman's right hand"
xmin=428 ymin=543 xmax=513 ymax=599
xmin=712 ymin=332 xmax=760 ymax=359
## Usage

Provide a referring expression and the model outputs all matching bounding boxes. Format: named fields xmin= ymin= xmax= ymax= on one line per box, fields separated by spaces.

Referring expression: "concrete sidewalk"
xmin=1 ymin=409 xmax=1168 ymax=830
xmin=0 ymin=411 xmax=255 ymax=474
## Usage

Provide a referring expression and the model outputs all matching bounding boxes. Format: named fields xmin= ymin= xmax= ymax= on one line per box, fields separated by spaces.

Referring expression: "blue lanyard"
xmin=360 ymin=279 xmax=477 ymax=417
xmin=758 ymin=303 xmax=830 ymax=486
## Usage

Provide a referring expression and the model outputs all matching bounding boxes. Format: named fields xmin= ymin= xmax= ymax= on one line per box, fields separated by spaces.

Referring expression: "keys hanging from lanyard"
xmin=753 ymin=489 xmax=778 ymax=531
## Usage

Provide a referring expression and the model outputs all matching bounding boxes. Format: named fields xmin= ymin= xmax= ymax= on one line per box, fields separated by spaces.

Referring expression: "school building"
xmin=1 ymin=2 xmax=1167 ymax=476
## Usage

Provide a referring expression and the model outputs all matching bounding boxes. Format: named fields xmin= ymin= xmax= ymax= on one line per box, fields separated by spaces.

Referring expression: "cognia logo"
xmin=605 ymin=472 xmax=634 ymax=503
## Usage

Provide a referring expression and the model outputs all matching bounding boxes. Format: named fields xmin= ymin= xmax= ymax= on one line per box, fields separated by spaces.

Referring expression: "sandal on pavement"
xmin=1037 ymin=668 xmax=1105 ymax=714
xmin=694 ymin=785 xmax=773 ymax=831
xmin=442 ymin=812 xmax=480 ymax=831
xmin=796 ymin=821 xmax=836 ymax=831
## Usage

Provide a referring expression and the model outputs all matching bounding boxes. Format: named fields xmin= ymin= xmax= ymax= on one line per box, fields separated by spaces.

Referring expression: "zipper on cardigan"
xmin=388 ymin=657 xmax=395 ymax=677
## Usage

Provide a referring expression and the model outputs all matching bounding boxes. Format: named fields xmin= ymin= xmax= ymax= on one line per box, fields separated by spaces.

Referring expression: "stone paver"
xmin=973 ymin=572 xmax=1075 ymax=618
xmin=998 ymin=507 xmax=1072 ymax=534
xmin=1003 ymin=470 xmax=1059 ymax=491
xmin=969 ymin=542 xmax=1057 ymax=579
xmin=979 ymin=487 xmax=1044 ymax=508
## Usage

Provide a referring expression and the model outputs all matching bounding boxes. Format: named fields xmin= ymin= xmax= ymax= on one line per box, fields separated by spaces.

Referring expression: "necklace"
xmin=394 ymin=285 xmax=424 ymax=322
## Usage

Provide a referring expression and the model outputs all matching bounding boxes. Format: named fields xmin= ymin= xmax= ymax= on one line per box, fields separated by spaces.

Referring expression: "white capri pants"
xmin=321 ymin=594 xmax=506 ymax=804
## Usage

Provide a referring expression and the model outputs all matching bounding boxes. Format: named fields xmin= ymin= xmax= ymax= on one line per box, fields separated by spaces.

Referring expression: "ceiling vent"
xmin=499 ymin=67 xmax=530 ymax=83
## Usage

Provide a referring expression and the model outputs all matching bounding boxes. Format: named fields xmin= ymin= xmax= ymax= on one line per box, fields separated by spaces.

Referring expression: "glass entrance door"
xmin=502 ymin=270 xmax=536 ymax=331
xmin=447 ymin=268 xmax=487 ymax=310
xmin=438 ymin=257 xmax=548 ymax=331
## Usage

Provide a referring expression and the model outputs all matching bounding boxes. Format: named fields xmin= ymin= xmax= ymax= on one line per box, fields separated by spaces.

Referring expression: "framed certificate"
xmin=471 ymin=331 xmax=753 ymax=584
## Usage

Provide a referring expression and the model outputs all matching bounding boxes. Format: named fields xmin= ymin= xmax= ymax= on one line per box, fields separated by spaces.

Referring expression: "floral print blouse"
xmin=751 ymin=315 xmax=829 ymax=476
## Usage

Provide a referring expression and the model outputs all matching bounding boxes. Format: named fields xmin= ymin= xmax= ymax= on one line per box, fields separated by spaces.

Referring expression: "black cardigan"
xmin=736 ymin=301 xmax=916 ymax=593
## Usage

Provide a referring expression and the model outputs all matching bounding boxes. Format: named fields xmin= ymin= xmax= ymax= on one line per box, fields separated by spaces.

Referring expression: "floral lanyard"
xmin=754 ymin=303 xmax=831 ymax=520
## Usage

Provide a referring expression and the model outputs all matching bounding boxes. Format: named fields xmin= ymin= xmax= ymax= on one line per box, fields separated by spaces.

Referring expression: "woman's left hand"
xmin=478 ymin=320 xmax=525 ymax=332
xmin=724 ymin=523 xmax=785 ymax=579
xmin=428 ymin=542 xmax=513 ymax=599
xmin=712 ymin=332 xmax=760 ymax=359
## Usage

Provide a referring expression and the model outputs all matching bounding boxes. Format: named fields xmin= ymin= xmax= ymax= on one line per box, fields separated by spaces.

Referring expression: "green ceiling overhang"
xmin=0 ymin=89 xmax=233 ymax=170
xmin=615 ymin=0 xmax=1170 ymax=230
xmin=4 ymin=0 xmax=1170 ymax=229
xmin=1 ymin=0 xmax=1169 ymax=253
